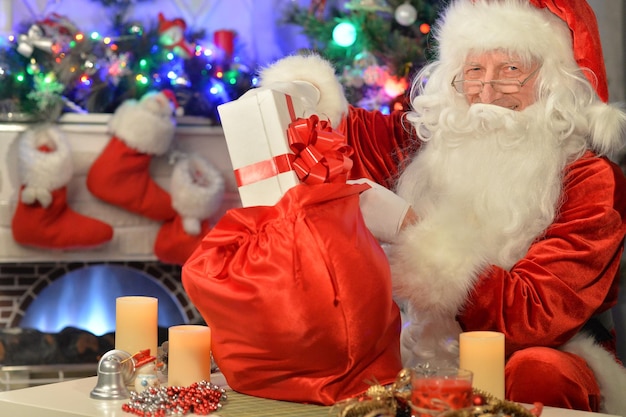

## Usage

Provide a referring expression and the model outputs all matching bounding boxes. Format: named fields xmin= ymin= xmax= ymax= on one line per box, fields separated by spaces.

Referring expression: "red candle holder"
xmin=410 ymin=367 xmax=473 ymax=416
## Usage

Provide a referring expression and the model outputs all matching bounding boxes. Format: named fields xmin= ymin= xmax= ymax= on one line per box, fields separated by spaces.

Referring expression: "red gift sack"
xmin=182 ymin=182 xmax=402 ymax=405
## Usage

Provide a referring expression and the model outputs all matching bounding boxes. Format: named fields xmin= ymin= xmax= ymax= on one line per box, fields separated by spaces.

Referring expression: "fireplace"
xmin=0 ymin=261 xmax=200 ymax=390
xmin=9 ymin=262 xmax=192 ymax=333
xmin=0 ymin=115 xmax=239 ymax=389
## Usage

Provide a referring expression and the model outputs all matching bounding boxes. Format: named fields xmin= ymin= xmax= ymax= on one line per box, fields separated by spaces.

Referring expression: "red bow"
xmin=287 ymin=115 xmax=353 ymax=185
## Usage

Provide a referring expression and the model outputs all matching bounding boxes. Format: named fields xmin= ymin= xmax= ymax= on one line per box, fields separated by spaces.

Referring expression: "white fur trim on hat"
xmin=586 ymin=102 xmax=626 ymax=158
xmin=259 ymin=53 xmax=349 ymax=129
xmin=436 ymin=0 xmax=573 ymax=71
xmin=108 ymin=91 xmax=177 ymax=155
xmin=560 ymin=333 xmax=626 ymax=416
xmin=18 ymin=124 xmax=73 ymax=208
xmin=171 ymin=155 xmax=225 ymax=235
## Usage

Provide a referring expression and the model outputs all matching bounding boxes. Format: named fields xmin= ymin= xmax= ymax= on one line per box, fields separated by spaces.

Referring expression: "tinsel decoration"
xmin=331 ymin=368 xmax=544 ymax=417
xmin=436 ymin=389 xmax=544 ymax=417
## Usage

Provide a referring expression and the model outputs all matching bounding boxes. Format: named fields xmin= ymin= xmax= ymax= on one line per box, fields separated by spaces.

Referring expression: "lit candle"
xmin=411 ymin=367 xmax=473 ymax=416
xmin=168 ymin=325 xmax=212 ymax=387
xmin=459 ymin=331 xmax=505 ymax=399
xmin=115 ymin=296 xmax=158 ymax=358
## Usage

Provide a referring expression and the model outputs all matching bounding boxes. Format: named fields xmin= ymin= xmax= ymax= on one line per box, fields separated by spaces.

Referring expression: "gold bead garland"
xmin=332 ymin=369 xmax=543 ymax=417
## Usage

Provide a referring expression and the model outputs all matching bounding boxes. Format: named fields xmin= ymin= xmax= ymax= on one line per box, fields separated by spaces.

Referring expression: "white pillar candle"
xmin=115 ymin=296 xmax=158 ymax=358
xmin=168 ymin=325 xmax=212 ymax=387
xmin=459 ymin=331 xmax=505 ymax=399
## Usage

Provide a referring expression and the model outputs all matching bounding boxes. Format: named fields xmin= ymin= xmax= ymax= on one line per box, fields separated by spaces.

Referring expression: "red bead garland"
xmin=121 ymin=380 xmax=226 ymax=416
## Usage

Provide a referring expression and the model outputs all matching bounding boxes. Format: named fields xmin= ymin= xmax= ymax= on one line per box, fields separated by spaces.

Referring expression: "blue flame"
xmin=20 ymin=265 xmax=188 ymax=336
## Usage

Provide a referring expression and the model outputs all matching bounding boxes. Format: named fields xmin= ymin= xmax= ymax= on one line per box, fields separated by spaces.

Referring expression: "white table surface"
xmin=0 ymin=374 xmax=620 ymax=417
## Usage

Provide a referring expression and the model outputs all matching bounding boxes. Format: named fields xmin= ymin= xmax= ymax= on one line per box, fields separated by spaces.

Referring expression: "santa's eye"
xmin=463 ymin=67 xmax=484 ymax=79
xmin=501 ymin=65 xmax=523 ymax=78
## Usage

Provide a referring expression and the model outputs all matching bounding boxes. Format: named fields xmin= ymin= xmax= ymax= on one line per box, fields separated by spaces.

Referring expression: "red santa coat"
xmin=258 ymin=53 xmax=626 ymax=414
xmin=340 ymin=105 xmax=626 ymax=354
xmin=339 ymin=104 xmax=626 ymax=414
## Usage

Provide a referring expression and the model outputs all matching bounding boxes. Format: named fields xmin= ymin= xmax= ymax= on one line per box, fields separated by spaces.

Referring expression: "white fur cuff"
xmin=107 ymin=99 xmax=176 ymax=155
xmin=388 ymin=209 xmax=487 ymax=316
xmin=561 ymin=333 xmax=626 ymax=415
xmin=259 ymin=54 xmax=349 ymax=129
xmin=18 ymin=125 xmax=73 ymax=206
xmin=171 ymin=155 xmax=225 ymax=235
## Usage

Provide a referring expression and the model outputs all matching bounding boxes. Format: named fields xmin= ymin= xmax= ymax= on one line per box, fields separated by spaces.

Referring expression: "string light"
xmin=136 ymin=74 xmax=149 ymax=85
xmin=332 ymin=21 xmax=357 ymax=47
xmin=0 ymin=14 xmax=254 ymax=123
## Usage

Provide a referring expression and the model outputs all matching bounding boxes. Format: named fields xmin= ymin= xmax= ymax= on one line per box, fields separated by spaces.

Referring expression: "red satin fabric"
xmin=287 ymin=115 xmax=353 ymax=185
xmin=182 ymin=182 xmax=402 ymax=405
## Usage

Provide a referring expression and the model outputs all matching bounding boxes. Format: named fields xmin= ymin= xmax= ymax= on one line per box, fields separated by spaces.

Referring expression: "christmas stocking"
xmin=154 ymin=155 xmax=225 ymax=265
xmin=11 ymin=125 xmax=114 ymax=249
xmin=87 ymin=91 xmax=179 ymax=222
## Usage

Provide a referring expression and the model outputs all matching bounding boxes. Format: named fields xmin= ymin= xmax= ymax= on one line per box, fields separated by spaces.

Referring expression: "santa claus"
xmin=256 ymin=0 xmax=626 ymax=414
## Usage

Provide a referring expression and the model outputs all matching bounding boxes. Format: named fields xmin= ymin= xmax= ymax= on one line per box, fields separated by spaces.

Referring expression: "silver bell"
xmin=90 ymin=349 xmax=135 ymax=400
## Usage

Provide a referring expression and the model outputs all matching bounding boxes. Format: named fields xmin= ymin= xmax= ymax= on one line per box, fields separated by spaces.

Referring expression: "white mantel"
xmin=0 ymin=115 xmax=239 ymax=263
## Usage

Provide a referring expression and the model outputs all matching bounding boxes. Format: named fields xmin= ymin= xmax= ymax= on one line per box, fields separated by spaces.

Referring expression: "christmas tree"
xmin=0 ymin=6 xmax=254 ymax=124
xmin=283 ymin=0 xmax=442 ymax=112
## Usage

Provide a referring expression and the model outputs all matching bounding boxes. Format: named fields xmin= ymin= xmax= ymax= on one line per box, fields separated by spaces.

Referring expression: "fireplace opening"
xmin=0 ymin=263 xmax=195 ymax=389
xmin=19 ymin=264 xmax=188 ymax=336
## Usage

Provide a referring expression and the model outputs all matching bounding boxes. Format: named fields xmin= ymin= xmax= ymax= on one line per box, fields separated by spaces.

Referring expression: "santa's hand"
xmin=240 ymin=81 xmax=320 ymax=115
xmin=348 ymin=178 xmax=413 ymax=243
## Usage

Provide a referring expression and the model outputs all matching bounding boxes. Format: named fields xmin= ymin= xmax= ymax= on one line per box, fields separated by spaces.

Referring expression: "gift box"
xmin=217 ymin=89 xmax=305 ymax=207
xmin=218 ymin=89 xmax=352 ymax=207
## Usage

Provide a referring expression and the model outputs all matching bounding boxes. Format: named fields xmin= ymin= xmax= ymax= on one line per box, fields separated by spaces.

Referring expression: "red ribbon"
xmin=233 ymin=93 xmax=352 ymax=188
xmin=234 ymin=153 xmax=295 ymax=188
xmin=286 ymin=115 xmax=353 ymax=185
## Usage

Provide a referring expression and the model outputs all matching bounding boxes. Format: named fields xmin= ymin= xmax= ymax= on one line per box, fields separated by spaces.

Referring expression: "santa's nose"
xmin=478 ymin=82 xmax=502 ymax=103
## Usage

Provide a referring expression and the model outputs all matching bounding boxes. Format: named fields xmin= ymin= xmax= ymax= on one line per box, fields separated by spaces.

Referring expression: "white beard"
xmin=390 ymin=102 xmax=573 ymax=367
xmin=398 ymin=103 xmax=568 ymax=270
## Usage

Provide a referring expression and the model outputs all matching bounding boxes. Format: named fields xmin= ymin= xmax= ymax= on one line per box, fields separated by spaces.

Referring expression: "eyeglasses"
xmin=451 ymin=66 xmax=541 ymax=95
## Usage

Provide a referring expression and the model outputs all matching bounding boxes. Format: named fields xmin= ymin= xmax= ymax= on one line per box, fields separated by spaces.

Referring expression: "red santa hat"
xmin=160 ymin=89 xmax=184 ymax=116
xmin=435 ymin=0 xmax=608 ymax=102
xmin=528 ymin=0 xmax=608 ymax=102
xmin=158 ymin=12 xmax=187 ymax=33
xmin=432 ymin=0 xmax=626 ymax=156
